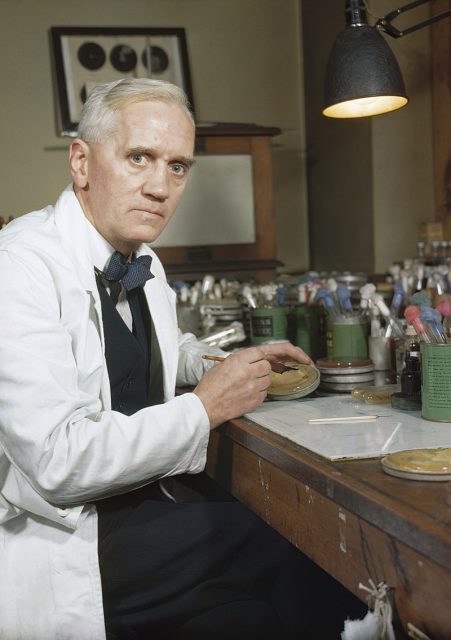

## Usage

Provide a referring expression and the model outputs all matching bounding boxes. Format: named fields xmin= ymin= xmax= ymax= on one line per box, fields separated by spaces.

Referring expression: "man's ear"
xmin=69 ymin=139 xmax=90 ymax=188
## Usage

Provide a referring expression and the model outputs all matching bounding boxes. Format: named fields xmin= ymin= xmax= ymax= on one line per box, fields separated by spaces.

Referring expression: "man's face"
xmin=72 ymin=100 xmax=195 ymax=256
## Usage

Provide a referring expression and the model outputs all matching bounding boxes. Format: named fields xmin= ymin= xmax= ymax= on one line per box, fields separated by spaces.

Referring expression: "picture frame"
xmin=50 ymin=26 xmax=195 ymax=136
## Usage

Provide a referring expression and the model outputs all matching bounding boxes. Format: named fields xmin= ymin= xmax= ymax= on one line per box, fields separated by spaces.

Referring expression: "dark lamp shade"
xmin=323 ymin=25 xmax=409 ymax=118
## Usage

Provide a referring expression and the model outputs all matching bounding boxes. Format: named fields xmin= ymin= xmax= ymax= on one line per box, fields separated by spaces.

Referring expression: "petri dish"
xmin=381 ymin=448 xmax=451 ymax=481
xmin=315 ymin=357 xmax=374 ymax=375
xmin=319 ymin=380 xmax=373 ymax=393
xmin=321 ymin=372 xmax=375 ymax=384
xmin=352 ymin=384 xmax=401 ymax=404
xmin=267 ymin=363 xmax=320 ymax=401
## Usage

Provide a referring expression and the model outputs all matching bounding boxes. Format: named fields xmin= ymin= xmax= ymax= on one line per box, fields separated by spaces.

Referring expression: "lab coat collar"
xmin=54 ymin=185 xmax=102 ymax=293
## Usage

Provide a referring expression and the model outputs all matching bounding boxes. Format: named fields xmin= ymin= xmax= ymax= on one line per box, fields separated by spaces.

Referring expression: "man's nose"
xmin=142 ymin=163 xmax=170 ymax=200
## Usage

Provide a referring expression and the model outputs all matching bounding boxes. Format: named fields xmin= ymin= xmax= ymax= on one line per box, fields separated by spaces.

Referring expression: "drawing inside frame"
xmin=50 ymin=26 xmax=195 ymax=136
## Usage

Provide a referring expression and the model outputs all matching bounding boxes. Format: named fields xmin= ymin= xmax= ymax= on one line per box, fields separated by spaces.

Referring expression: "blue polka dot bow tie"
xmin=103 ymin=250 xmax=154 ymax=291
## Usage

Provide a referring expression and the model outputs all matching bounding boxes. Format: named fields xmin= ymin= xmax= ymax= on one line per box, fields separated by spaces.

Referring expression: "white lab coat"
xmin=0 ymin=186 xmax=216 ymax=639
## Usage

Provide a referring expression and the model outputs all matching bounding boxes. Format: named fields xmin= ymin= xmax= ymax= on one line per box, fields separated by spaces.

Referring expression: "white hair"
xmin=78 ymin=77 xmax=195 ymax=142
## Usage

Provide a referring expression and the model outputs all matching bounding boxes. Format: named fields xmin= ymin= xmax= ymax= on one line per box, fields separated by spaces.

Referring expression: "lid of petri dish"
xmin=319 ymin=380 xmax=374 ymax=393
xmin=381 ymin=448 xmax=451 ymax=481
xmin=316 ymin=357 xmax=374 ymax=375
xmin=267 ymin=364 xmax=320 ymax=401
xmin=320 ymin=372 xmax=375 ymax=384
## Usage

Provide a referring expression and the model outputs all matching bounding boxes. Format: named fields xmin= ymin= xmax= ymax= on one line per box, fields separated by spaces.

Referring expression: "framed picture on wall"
xmin=50 ymin=26 xmax=195 ymax=136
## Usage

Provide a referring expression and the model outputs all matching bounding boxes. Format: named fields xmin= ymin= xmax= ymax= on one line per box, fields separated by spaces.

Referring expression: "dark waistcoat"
xmin=96 ymin=278 xmax=164 ymax=414
xmin=95 ymin=276 xmax=201 ymax=504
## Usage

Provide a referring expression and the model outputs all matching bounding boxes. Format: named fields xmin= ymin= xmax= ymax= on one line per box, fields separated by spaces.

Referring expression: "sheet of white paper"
xmin=245 ymin=396 xmax=451 ymax=460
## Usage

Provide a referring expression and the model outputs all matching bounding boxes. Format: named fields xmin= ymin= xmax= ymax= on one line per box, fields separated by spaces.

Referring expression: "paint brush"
xmin=201 ymin=355 xmax=298 ymax=374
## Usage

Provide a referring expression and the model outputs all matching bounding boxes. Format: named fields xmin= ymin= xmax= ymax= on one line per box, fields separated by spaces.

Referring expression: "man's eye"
xmin=131 ymin=154 xmax=145 ymax=164
xmin=171 ymin=163 xmax=187 ymax=176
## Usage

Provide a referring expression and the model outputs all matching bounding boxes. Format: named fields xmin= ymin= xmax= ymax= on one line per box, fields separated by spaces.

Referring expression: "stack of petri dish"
xmin=315 ymin=357 xmax=375 ymax=393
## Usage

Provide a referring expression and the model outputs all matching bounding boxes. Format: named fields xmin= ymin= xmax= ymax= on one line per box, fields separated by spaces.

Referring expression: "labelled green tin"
xmin=294 ymin=304 xmax=327 ymax=361
xmin=326 ymin=317 xmax=369 ymax=360
xmin=250 ymin=306 xmax=287 ymax=345
xmin=421 ymin=343 xmax=451 ymax=422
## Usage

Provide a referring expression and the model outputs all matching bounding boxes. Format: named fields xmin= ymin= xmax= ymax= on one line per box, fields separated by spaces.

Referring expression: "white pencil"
xmin=308 ymin=415 xmax=379 ymax=424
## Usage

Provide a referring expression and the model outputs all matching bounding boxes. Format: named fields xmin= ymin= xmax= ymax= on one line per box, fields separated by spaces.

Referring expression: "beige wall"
xmin=0 ymin=0 xmax=309 ymax=272
xmin=372 ymin=0 xmax=435 ymax=273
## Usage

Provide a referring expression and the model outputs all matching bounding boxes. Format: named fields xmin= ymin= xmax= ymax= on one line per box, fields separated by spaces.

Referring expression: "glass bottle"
xmin=404 ymin=325 xmax=420 ymax=360
xmin=401 ymin=356 xmax=421 ymax=398
xmin=395 ymin=324 xmax=419 ymax=378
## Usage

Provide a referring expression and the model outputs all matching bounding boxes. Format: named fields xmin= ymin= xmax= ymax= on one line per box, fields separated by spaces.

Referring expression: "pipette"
xmin=388 ymin=264 xmax=401 ymax=282
xmin=180 ymin=285 xmax=189 ymax=304
xmin=420 ymin=307 xmax=447 ymax=343
xmin=190 ymin=288 xmax=199 ymax=306
xmin=307 ymin=282 xmax=320 ymax=305
xmin=410 ymin=290 xmax=432 ymax=308
xmin=359 ymin=283 xmax=376 ymax=320
xmin=276 ymin=285 xmax=286 ymax=306
xmin=400 ymin=269 xmax=414 ymax=298
xmin=241 ymin=285 xmax=257 ymax=309
xmin=436 ymin=298 xmax=451 ymax=341
xmin=413 ymin=263 xmax=425 ymax=292
xmin=336 ymin=283 xmax=353 ymax=315
xmin=297 ymin=283 xmax=308 ymax=304
xmin=201 ymin=274 xmax=215 ymax=299
xmin=390 ymin=281 xmax=404 ymax=317
xmin=326 ymin=278 xmax=340 ymax=307
xmin=370 ymin=305 xmax=382 ymax=337
xmin=371 ymin=293 xmax=405 ymax=338
xmin=404 ymin=305 xmax=433 ymax=343
xmin=427 ymin=271 xmax=446 ymax=297
xmin=314 ymin=287 xmax=339 ymax=319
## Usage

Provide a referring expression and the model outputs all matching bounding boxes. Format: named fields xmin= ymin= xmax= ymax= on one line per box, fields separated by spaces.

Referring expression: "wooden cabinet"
xmin=154 ymin=124 xmax=281 ymax=282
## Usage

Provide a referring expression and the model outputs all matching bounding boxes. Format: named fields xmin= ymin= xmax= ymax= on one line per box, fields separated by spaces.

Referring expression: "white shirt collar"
xmin=84 ymin=218 xmax=120 ymax=273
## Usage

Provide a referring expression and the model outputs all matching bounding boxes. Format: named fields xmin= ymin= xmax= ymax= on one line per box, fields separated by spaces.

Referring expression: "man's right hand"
xmin=193 ymin=343 xmax=311 ymax=429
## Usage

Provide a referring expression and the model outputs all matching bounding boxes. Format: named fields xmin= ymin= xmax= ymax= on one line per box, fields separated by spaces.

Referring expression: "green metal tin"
xmin=326 ymin=317 xmax=369 ymax=360
xmin=250 ymin=306 xmax=287 ymax=345
xmin=420 ymin=343 xmax=451 ymax=422
xmin=294 ymin=304 xmax=327 ymax=361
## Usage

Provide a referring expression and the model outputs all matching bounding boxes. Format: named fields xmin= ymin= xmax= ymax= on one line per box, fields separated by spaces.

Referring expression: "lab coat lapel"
xmin=142 ymin=272 xmax=178 ymax=401
xmin=53 ymin=186 xmax=111 ymax=409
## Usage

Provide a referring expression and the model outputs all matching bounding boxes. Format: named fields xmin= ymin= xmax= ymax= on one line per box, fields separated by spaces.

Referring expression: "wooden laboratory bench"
xmin=204 ymin=413 xmax=451 ymax=640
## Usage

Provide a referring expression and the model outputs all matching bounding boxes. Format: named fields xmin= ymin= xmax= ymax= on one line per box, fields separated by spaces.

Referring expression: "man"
xmin=0 ymin=78 xmax=363 ymax=639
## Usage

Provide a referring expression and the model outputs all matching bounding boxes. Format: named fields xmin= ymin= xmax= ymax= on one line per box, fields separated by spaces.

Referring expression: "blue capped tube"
xmin=314 ymin=287 xmax=339 ymax=319
xmin=372 ymin=293 xmax=405 ymax=339
xmin=420 ymin=307 xmax=447 ymax=344
xmin=336 ymin=283 xmax=352 ymax=315
xmin=390 ymin=281 xmax=404 ymax=317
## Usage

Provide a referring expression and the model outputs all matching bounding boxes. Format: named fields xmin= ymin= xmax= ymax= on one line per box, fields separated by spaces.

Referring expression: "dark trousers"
xmin=97 ymin=474 xmax=366 ymax=640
